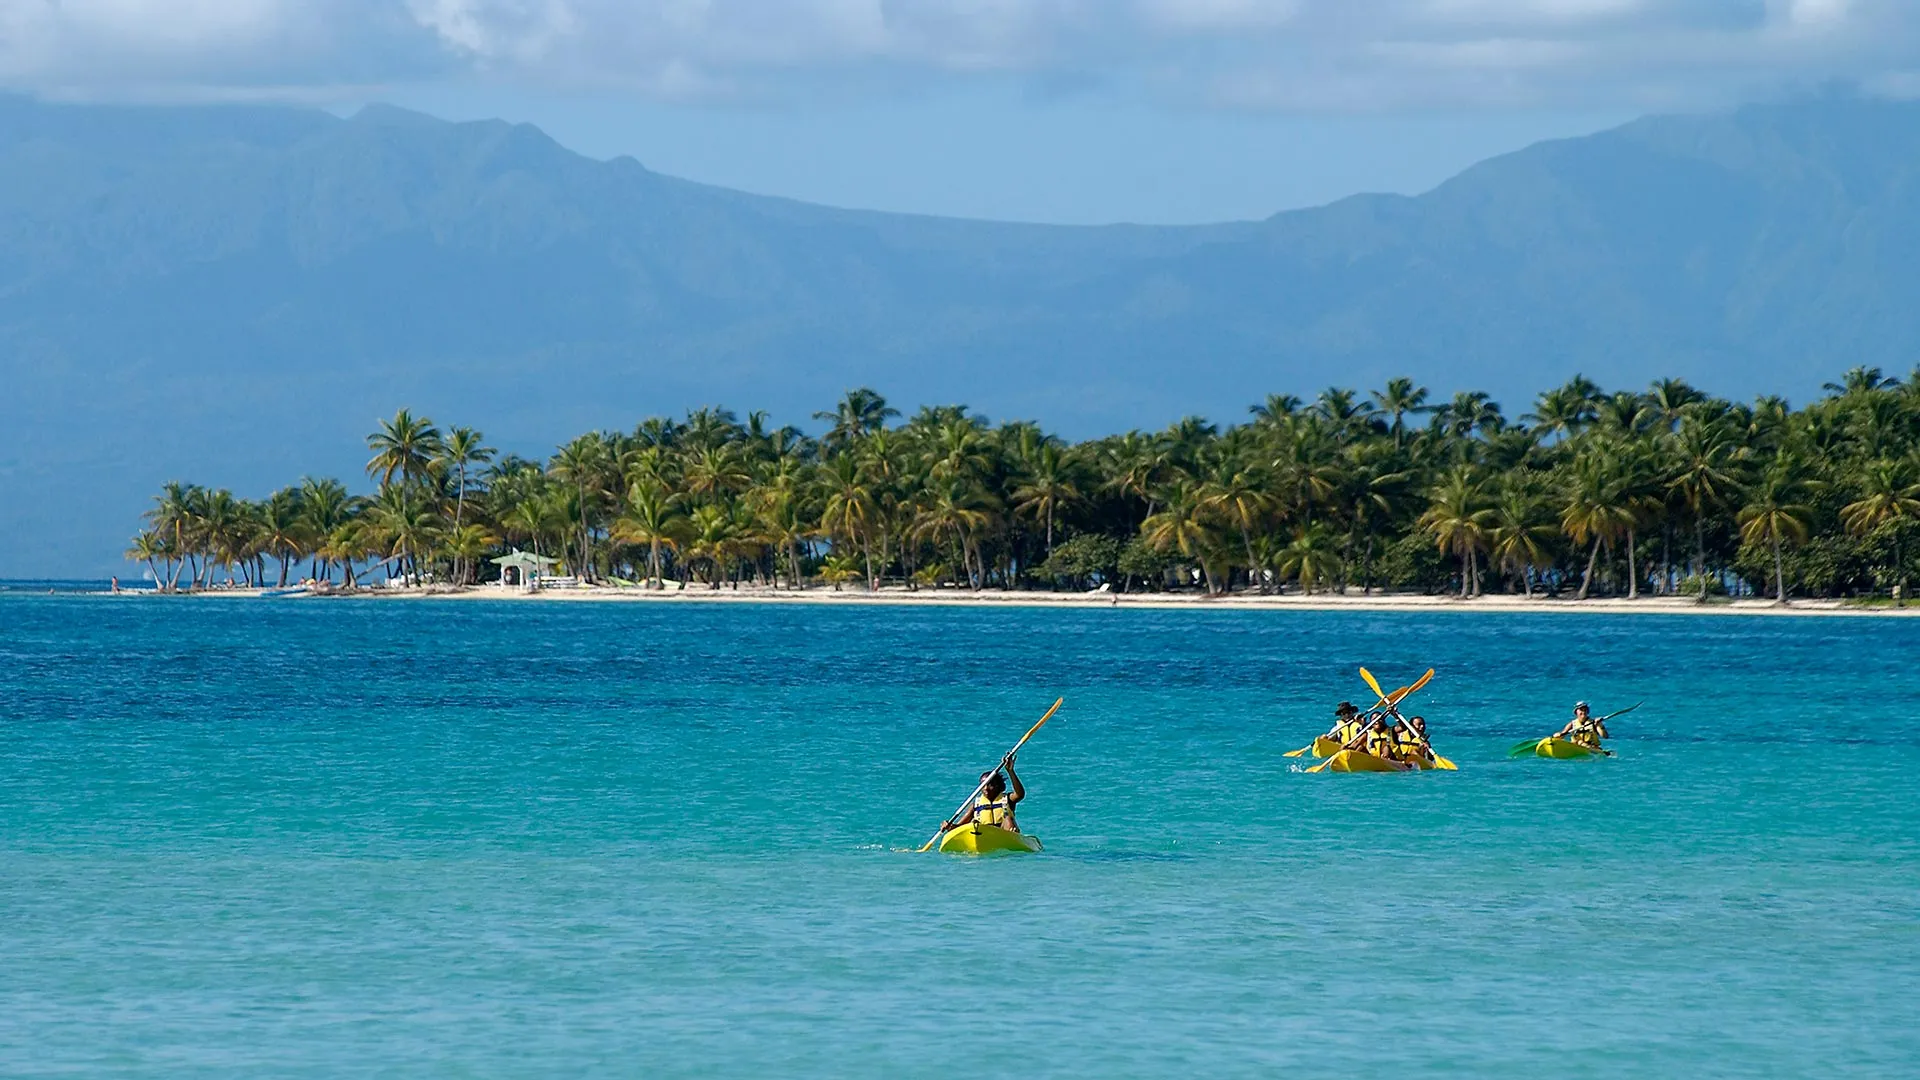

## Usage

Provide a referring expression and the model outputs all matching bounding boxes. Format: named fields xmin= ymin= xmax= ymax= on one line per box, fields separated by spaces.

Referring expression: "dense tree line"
xmin=132 ymin=369 xmax=1920 ymax=604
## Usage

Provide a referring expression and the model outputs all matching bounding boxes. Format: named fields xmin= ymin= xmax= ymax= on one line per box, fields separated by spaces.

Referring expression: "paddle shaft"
xmin=917 ymin=698 xmax=1062 ymax=852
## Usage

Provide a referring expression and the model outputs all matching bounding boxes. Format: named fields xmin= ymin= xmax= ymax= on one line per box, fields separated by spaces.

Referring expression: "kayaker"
xmin=1554 ymin=702 xmax=1608 ymax=749
xmin=1362 ymin=716 xmax=1396 ymax=759
xmin=943 ymin=758 xmax=1026 ymax=834
xmin=1331 ymin=701 xmax=1362 ymax=745
xmin=1388 ymin=715 xmax=1425 ymax=762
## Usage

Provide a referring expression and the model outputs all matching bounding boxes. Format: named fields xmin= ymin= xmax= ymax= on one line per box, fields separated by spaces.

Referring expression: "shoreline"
xmin=128 ymin=583 xmax=1920 ymax=617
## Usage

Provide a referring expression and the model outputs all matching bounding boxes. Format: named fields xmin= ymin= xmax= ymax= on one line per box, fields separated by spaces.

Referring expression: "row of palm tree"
xmin=132 ymin=370 xmax=1920 ymax=604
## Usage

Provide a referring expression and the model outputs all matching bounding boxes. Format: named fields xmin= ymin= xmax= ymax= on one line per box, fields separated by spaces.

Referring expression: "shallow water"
xmin=2 ymin=595 xmax=1917 ymax=1077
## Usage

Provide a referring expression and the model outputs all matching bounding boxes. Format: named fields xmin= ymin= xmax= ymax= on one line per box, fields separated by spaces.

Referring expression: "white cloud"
xmin=0 ymin=0 xmax=1916 ymax=109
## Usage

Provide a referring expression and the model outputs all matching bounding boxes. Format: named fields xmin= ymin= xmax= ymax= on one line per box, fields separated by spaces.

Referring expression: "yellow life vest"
xmin=1364 ymin=728 xmax=1393 ymax=758
xmin=1336 ymin=720 xmax=1362 ymax=745
xmin=971 ymin=794 xmax=1013 ymax=829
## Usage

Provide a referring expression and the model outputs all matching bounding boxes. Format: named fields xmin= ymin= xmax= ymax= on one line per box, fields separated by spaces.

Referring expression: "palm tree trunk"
xmin=1694 ymin=515 xmax=1708 ymax=605
xmin=650 ymin=538 xmax=663 ymax=589
xmin=1626 ymin=528 xmax=1639 ymax=600
xmin=1578 ymin=536 xmax=1602 ymax=600
xmin=1772 ymin=527 xmax=1788 ymax=604
xmin=1243 ymin=529 xmax=1260 ymax=595
xmin=1459 ymin=551 xmax=1470 ymax=599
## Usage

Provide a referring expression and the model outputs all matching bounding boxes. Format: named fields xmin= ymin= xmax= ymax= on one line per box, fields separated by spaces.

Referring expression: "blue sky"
xmin=2 ymin=1 xmax=1916 ymax=221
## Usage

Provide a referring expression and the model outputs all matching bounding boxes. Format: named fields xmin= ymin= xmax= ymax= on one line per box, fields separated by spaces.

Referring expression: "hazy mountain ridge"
xmin=3 ymin=93 xmax=1918 ymax=573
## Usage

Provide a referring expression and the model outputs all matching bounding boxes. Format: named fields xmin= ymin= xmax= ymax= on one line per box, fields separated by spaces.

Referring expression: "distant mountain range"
xmin=4 ymin=92 xmax=1918 ymax=575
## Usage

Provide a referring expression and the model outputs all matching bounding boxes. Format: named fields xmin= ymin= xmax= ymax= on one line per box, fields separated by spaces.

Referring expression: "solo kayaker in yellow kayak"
xmin=940 ymin=758 xmax=1025 ymax=835
xmin=1553 ymin=702 xmax=1609 ymax=750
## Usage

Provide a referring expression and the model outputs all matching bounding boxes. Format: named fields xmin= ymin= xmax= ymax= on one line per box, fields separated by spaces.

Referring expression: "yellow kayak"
xmin=937 ymin=823 xmax=1043 ymax=854
xmin=1326 ymin=749 xmax=1418 ymax=773
xmin=1322 ymin=748 xmax=1456 ymax=772
xmin=1532 ymin=737 xmax=1604 ymax=759
xmin=1312 ymin=735 xmax=1345 ymax=757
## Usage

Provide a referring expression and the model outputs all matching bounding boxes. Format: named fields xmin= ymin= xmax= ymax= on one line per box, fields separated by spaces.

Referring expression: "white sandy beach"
xmin=168 ymin=582 xmax=1920 ymax=617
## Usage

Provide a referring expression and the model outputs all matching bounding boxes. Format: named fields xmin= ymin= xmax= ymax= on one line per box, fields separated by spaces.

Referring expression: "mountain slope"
xmin=2 ymin=94 xmax=1916 ymax=574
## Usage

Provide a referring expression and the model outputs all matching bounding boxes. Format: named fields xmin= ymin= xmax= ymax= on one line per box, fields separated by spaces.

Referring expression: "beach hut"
xmin=491 ymin=549 xmax=560 ymax=589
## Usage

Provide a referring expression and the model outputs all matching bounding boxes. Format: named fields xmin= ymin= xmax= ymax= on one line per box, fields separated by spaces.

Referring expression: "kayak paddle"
xmin=1359 ymin=667 xmax=1455 ymax=769
xmin=916 ymin=697 xmax=1063 ymax=853
xmin=1283 ymin=676 xmax=1417 ymax=757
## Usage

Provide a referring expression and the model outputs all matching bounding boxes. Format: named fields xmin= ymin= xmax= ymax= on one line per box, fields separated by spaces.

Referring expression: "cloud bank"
xmin=2 ymin=0 xmax=1917 ymax=109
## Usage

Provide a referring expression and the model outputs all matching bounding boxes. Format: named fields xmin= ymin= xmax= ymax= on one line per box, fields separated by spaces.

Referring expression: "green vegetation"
xmin=132 ymin=369 xmax=1920 ymax=604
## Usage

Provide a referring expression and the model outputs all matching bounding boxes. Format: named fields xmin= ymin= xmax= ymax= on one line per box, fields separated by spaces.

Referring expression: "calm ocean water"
xmin=2 ymin=595 xmax=1917 ymax=1077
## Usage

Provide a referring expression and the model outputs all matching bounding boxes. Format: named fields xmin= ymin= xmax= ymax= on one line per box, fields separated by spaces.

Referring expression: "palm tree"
xmin=368 ymin=483 xmax=442 ymax=585
xmin=1141 ymin=482 xmax=1223 ymax=594
xmin=438 ymin=426 xmax=495 ymax=531
xmin=1368 ymin=378 xmax=1430 ymax=445
xmin=444 ymin=524 xmax=498 ymax=586
xmin=818 ymin=454 xmax=879 ymax=588
xmin=1012 ymin=442 xmax=1082 ymax=562
xmin=1561 ymin=446 xmax=1637 ymax=600
xmin=1839 ymin=457 xmax=1920 ymax=604
xmin=611 ymin=480 xmax=685 ymax=589
xmin=297 ymin=478 xmax=354 ymax=582
xmin=1737 ymin=452 xmax=1816 ymax=604
xmin=1488 ymin=482 xmax=1557 ymax=597
xmin=126 ymin=531 xmax=167 ymax=588
xmin=366 ymin=409 xmax=444 ymax=488
xmin=259 ymin=488 xmax=308 ymax=587
xmin=1666 ymin=415 xmax=1745 ymax=602
xmin=1276 ymin=525 xmax=1342 ymax=595
xmin=550 ymin=433 xmax=610 ymax=582
xmin=1525 ymin=383 xmax=1599 ymax=442
xmin=1197 ymin=461 xmax=1272 ymax=592
xmin=815 ymin=388 xmax=899 ymax=449
xmin=911 ymin=480 xmax=994 ymax=589
xmin=145 ymin=481 xmax=197 ymax=591
xmin=1418 ymin=466 xmax=1495 ymax=597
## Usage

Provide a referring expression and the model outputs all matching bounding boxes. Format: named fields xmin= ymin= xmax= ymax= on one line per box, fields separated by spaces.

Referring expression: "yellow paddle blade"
xmin=1283 ymin=745 xmax=1313 ymax=758
xmin=1431 ymin=754 xmax=1458 ymax=771
xmin=1359 ymin=666 xmax=1386 ymax=702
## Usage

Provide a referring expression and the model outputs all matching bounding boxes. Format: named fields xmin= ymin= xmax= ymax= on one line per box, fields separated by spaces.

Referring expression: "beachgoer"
xmin=1554 ymin=702 xmax=1607 ymax=748
xmin=944 ymin=759 xmax=1025 ymax=834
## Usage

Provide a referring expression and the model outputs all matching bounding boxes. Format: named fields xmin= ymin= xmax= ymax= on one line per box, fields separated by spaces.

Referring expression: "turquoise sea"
xmin=3 ymin=594 xmax=1917 ymax=1077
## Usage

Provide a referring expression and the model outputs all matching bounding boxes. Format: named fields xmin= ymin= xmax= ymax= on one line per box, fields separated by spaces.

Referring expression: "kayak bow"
xmin=936 ymin=823 xmax=1043 ymax=854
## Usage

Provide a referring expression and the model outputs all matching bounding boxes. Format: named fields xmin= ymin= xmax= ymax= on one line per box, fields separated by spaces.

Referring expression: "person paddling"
xmin=1554 ymin=702 xmax=1609 ymax=749
xmin=1386 ymin=714 xmax=1424 ymax=763
xmin=1331 ymin=701 xmax=1364 ymax=746
xmin=941 ymin=758 xmax=1025 ymax=834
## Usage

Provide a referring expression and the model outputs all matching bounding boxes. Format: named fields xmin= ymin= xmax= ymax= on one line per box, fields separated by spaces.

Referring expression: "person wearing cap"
xmin=1553 ymin=702 xmax=1608 ymax=749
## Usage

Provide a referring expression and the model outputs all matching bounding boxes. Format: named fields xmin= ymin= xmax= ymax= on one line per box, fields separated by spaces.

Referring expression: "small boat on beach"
xmin=259 ymin=586 xmax=309 ymax=598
